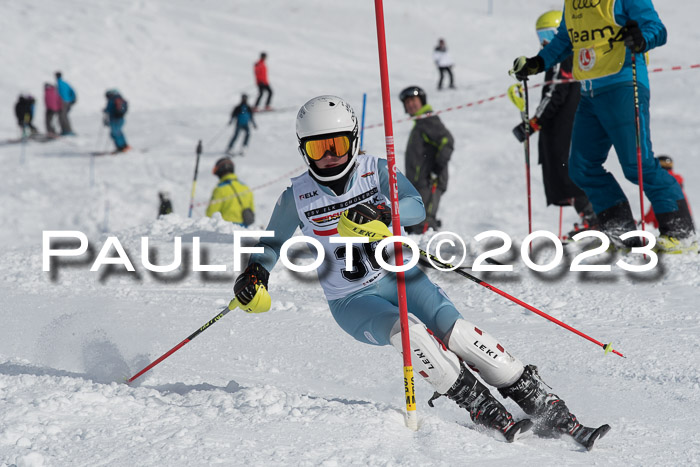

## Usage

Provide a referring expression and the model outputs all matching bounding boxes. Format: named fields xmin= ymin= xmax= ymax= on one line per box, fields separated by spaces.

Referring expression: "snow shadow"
xmin=149 ymin=379 xmax=242 ymax=395
xmin=0 ymin=361 xmax=86 ymax=380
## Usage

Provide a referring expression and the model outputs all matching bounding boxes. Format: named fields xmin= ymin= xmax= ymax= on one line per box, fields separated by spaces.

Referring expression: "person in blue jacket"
xmin=103 ymin=89 xmax=130 ymax=153
xmin=511 ymin=0 xmax=695 ymax=253
xmin=226 ymin=94 xmax=257 ymax=156
xmin=230 ymin=95 xmax=610 ymax=449
xmin=55 ymin=71 xmax=77 ymax=135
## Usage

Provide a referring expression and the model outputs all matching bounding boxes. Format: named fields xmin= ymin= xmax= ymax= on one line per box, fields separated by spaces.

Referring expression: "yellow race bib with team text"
xmin=566 ymin=0 xmax=625 ymax=80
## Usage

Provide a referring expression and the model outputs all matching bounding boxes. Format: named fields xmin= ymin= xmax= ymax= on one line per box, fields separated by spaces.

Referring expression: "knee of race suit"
xmin=445 ymin=318 xmax=524 ymax=388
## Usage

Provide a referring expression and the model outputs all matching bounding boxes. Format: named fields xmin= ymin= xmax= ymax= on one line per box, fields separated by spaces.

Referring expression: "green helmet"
xmin=535 ymin=10 xmax=562 ymax=45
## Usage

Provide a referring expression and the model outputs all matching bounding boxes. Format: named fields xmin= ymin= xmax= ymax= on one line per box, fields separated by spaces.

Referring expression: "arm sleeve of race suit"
xmin=538 ymin=8 xmax=574 ymax=70
xmin=534 ymin=58 xmax=575 ymax=126
xmin=616 ymin=0 xmax=667 ymax=51
xmin=377 ymin=158 xmax=426 ymax=226
xmin=248 ymin=186 xmax=301 ymax=271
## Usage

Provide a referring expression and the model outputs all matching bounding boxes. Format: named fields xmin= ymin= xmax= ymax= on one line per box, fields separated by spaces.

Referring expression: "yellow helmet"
xmin=536 ymin=10 xmax=562 ymax=30
xmin=535 ymin=10 xmax=562 ymax=44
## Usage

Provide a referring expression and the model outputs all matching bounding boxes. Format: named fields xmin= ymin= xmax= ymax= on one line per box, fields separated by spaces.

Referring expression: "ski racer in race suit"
xmin=511 ymin=0 xmax=695 ymax=253
xmin=232 ymin=95 xmax=609 ymax=448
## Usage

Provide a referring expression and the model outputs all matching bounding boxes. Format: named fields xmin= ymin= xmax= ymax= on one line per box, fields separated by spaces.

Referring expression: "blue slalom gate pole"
xmin=360 ymin=93 xmax=367 ymax=151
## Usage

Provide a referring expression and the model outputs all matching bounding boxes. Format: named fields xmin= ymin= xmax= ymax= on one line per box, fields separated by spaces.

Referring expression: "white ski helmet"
xmin=296 ymin=95 xmax=360 ymax=182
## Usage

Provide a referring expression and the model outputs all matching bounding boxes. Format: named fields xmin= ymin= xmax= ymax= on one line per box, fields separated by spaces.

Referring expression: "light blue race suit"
xmin=249 ymin=155 xmax=462 ymax=346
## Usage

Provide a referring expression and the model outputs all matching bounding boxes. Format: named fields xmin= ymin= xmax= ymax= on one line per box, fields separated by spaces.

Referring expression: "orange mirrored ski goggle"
xmin=304 ymin=135 xmax=351 ymax=160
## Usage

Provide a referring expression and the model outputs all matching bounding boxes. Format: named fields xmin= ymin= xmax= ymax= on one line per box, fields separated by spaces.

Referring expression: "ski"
xmin=0 ymin=133 xmax=60 ymax=146
xmin=252 ymin=105 xmax=296 ymax=114
xmin=570 ymin=423 xmax=611 ymax=451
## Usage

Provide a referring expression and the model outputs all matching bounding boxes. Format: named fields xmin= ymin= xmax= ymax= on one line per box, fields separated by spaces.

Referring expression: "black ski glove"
xmin=620 ymin=20 xmax=646 ymax=53
xmin=346 ymin=202 xmax=392 ymax=226
xmin=511 ymin=56 xmax=545 ymax=81
xmin=234 ymin=262 xmax=269 ymax=305
xmin=512 ymin=118 xmax=541 ymax=143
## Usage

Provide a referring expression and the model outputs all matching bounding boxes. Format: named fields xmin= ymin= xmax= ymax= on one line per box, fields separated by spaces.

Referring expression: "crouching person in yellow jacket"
xmin=206 ymin=158 xmax=255 ymax=227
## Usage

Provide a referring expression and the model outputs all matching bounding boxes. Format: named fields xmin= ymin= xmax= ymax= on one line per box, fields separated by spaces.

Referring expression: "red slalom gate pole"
xmin=373 ymin=0 xmax=417 ymax=431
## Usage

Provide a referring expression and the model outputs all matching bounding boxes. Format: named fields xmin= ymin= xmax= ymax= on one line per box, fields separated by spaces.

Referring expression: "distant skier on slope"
xmin=232 ymin=95 xmax=609 ymax=448
xmin=103 ymin=89 xmax=130 ymax=154
xmin=44 ymin=83 xmax=62 ymax=136
xmin=433 ymin=38 xmax=455 ymax=90
xmin=511 ymin=10 xmax=597 ymax=236
xmin=226 ymin=94 xmax=257 ymax=156
xmin=253 ymin=52 xmax=273 ymax=111
xmin=14 ymin=94 xmax=38 ymax=136
xmin=55 ymin=71 xmax=77 ymax=136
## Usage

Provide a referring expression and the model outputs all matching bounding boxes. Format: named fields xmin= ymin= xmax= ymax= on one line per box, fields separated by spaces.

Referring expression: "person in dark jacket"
xmin=227 ymin=94 xmax=257 ymax=156
xmin=14 ymin=94 xmax=38 ymax=135
xmin=512 ymin=11 xmax=597 ymax=234
xmin=158 ymin=191 xmax=173 ymax=217
xmin=253 ymin=52 xmax=273 ymax=110
xmin=399 ymin=86 xmax=454 ymax=233
xmin=103 ymin=89 xmax=130 ymax=153
xmin=55 ymin=71 xmax=77 ymax=135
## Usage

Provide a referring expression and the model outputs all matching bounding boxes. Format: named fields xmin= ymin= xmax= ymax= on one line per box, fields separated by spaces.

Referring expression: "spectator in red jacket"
xmin=253 ymin=52 xmax=273 ymax=110
xmin=44 ymin=83 xmax=62 ymax=135
xmin=644 ymin=155 xmax=692 ymax=228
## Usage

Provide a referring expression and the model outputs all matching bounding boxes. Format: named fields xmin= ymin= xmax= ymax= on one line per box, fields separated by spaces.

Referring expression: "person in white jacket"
xmin=433 ymin=38 xmax=455 ymax=90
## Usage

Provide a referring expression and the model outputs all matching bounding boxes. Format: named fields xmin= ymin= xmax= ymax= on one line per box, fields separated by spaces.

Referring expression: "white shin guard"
xmin=390 ymin=314 xmax=461 ymax=395
xmin=446 ymin=319 xmax=524 ymax=388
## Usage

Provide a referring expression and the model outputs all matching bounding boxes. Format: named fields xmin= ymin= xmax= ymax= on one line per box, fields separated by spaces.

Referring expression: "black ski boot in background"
xmin=440 ymin=363 xmax=532 ymax=442
xmin=598 ymin=201 xmax=642 ymax=249
xmin=498 ymin=365 xmax=610 ymax=450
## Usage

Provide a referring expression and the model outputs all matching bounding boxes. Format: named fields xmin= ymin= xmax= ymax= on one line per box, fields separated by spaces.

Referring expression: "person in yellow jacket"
xmin=206 ymin=158 xmax=255 ymax=226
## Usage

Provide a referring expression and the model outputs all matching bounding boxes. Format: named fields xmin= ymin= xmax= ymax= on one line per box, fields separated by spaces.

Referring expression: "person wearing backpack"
xmin=103 ymin=89 xmax=130 ymax=153
xmin=14 ymin=94 xmax=38 ymax=136
xmin=55 ymin=71 xmax=77 ymax=135
xmin=205 ymin=158 xmax=255 ymax=227
xmin=226 ymin=93 xmax=257 ymax=156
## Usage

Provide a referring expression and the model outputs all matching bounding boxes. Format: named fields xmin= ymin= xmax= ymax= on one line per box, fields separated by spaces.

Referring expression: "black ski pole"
xmin=188 ymin=140 xmax=203 ymax=218
xmin=522 ymin=79 xmax=533 ymax=249
xmin=127 ymin=300 xmax=240 ymax=384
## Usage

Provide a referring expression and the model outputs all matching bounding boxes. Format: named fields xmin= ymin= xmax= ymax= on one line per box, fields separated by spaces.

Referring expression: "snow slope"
xmin=1 ymin=1 xmax=699 ymax=465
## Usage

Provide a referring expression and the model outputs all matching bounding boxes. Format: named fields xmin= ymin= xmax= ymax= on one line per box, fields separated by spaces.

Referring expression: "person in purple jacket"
xmin=44 ymin=83 xmax=62 ymax=136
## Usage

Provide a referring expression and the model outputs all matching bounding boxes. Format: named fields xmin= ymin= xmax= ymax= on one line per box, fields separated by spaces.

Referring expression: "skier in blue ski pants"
xmin=512 ymin=0 xmax=695 ymax=247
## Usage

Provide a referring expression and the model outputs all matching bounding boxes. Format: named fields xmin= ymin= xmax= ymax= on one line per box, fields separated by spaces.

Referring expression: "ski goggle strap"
xmin=304 ymin=135 xmax=351 ymax=160
xmin=537 ymin=28 xmax=557 ymax=45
